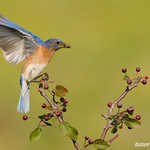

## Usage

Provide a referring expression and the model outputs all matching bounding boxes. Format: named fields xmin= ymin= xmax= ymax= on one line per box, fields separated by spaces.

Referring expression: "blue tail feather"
xmin=18 ymin=95 xmax=24 ymax=113
xmin=17 ymin=78 xmax=30 ymax=113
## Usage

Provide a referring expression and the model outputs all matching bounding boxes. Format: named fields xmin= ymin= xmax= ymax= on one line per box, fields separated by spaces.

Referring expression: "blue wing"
xmin=0 ymin=15 xmax=46 ymax=64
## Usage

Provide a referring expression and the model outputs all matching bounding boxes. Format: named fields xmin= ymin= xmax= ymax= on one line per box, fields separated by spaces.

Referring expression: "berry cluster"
xmin=108 ymin=104 xmax=141 ymax=134
xmin=99 ymin=67 xmax=147 ymax=144
xmin=122 ymin=67 xmax=148 ymax=85
xmin=19 ymin=67 xmax=147 ymax=150
xmin=22 ymin=73 xmax=69 ymax=126
xmin=84 ymin=136 xmax=94 ymax=145
xmin=106 ymin=101 xmax=142 ymax=132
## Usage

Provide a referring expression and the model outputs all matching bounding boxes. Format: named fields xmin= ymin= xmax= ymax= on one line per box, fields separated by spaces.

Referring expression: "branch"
xmin=108 ymin=134 xmax=119 ymax=143
xmin=100 ymin=76 xmax=142 ymax=140
xmin=39 ymin=88 xmax=81 ymax=150
xmin=24 ymin=67 xmax=147 ymax=150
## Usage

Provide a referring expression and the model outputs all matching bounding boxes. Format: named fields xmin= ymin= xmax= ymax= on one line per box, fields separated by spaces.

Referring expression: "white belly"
xmin=23 ymin=64 xmax=47 ymax=81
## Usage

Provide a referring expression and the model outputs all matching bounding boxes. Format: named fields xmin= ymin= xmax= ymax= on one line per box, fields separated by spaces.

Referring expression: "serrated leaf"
xmin=55 ymin=85 xmax=68 ymax=97
xmin=30 ymin=127 xmax=42 ymax=142
xmin=61 ymin=121 xmax=78 ymax=141
xmin=111 ymin=126 xmax=118 ymax=134
xmin=93 ymin=139 xmax=110 ymax=150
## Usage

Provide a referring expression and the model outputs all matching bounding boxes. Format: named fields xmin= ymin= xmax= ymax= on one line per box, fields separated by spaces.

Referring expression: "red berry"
xmin=63 ymin=99 xmax=68 ymax=104
xmin=41 ymin=103 xmax=47 ymax=108
xmin=44 ymin=116 xmax=49 ymax=121
xmin=85 ymin=136 xmax=89 ymax=140
xmin=141 ymin=79 xmax=147 ymax=85
xmin=22 ymin=115 xmax=28 ymax=120
xmin=107 ymin=102 xmax=112 ymax=108
xmin=122 ymin=68 xmax=127 ymax=73
xmin=88 ymin=139 xmax=94 ymax=144
xmin=60 ymin=97 xmax=65 ymax=102
xmin=55 ymin=111 xmax=61 ymax=117
xmin=127 ymin=79 xmax=132 ymax=85
xmin=144 ymin=76 xmax=149 ymax=80
xmin=136 ymin=115 xmax=141 ymax=120
xmin=117 ymin=103 xmax=123 ymax=108
xmin=127 ymin=106 xmax=134 ymax=114
xmin=136 ymin=67 xmax=141 ymax=72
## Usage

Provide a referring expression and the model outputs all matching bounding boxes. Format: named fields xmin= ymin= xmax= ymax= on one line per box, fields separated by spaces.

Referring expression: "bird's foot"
xmin=30 ymin=73 xmax=49 ymax=83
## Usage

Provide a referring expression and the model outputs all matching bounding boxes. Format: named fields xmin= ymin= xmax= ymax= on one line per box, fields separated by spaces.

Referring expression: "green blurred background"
xmin=0 ymin=0 xmax=150 ymax=150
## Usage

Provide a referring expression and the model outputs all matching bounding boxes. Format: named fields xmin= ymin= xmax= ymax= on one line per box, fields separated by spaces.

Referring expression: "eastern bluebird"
xmin=0 ymin=15 xmax=70 ymax=113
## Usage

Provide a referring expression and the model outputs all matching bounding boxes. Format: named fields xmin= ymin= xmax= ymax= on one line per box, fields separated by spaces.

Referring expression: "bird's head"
xmin=45 ymin=38 xmax=71 ymax=51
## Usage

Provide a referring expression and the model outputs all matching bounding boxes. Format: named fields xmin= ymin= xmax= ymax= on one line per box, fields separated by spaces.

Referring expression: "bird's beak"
xmin=56 ymin=42 xmax=71 ymax=51
xmin=64 ymin=43 xmax=71 ymax=48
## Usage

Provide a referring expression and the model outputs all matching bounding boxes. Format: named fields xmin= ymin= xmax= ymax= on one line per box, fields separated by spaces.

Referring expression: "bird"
xmin=0 ymin=15 xmax=70 ymax=113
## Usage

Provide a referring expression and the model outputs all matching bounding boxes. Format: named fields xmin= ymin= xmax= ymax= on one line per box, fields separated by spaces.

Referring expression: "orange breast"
xmin=22 ymin=45 xmax=56 ymax=73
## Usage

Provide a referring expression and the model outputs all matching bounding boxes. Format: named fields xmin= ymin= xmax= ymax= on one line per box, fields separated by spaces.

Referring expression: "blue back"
xmin=0 ymin=15 xmax=45 ymax=45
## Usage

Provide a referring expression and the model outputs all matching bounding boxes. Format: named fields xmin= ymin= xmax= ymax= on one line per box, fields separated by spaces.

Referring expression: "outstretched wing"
xmin=0 ymin=15 xmax=46 ymax=64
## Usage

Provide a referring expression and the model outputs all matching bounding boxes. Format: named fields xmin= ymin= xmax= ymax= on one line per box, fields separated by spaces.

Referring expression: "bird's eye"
xmin=56 ymin=41 xmax=60 ymax=45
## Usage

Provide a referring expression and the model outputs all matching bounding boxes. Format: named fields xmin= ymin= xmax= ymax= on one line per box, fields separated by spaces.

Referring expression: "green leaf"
xmin=111 ymin=126 xmax=118 ymax=134
xmin=119 ymin=123 xmax=123 ymax=129
xmin=108 ymin=115 xmax=115 ymax=120
xmin=40 ymin=121 xmax=52 ymax=127
xmin=128 ymin=118 xmax=141 ymax=126
xmin=61 ymin=121 xmax=78 ymax=141
xmin=123 ymin=74 xmax=129 ymax=81
xmin=93 ymin=139 xmax=110 ymax=150
xmin=124 ymin=120 xmax=133 ymax=129
xmin=123 ymin=115 xmax=141 ymax=129
xmin=55 ymin=85 xmax=68 ymax=97
xmin=29 ymin=127 xmax=42 ymax=142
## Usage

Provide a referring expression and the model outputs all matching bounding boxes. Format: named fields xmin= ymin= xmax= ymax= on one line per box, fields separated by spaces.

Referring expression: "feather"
xmin=0 ymin=15 xmax=45 ymax=64
xmin=17 ymin=77 xmax=30 ymax=113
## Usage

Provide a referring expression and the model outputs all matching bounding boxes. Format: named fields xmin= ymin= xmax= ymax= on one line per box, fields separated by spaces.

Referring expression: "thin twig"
xmin=39 ymin=88 xmax=57 ymax=109
xmin=100 ymin=76 xmax=142 ymax=140
xmin=36 ymin=73 xmax=142 ymax=149
xmin=108 ymin=134 xmax=119 ymax=143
